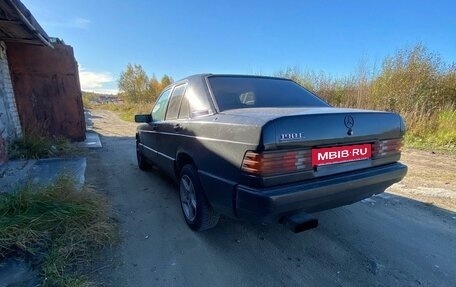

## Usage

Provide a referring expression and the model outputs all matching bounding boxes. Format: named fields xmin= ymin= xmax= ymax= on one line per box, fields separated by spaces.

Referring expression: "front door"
xmin=155 ymin=83 xmax=187 ymax=176
xmin=140 ymin=88 xmax=172 ymax=165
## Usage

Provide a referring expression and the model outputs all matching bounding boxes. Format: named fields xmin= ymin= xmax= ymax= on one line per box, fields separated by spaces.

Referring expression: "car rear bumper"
xmin=235 ymin=162 xmax=407 ymax=223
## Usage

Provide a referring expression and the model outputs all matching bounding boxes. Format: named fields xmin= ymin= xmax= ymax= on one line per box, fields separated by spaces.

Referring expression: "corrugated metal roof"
xmin=0 ymin=0 xmax=52 ymax=47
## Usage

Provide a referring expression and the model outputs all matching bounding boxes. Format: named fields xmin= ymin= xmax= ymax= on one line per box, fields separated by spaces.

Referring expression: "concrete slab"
xmin=0 ymin=258 xmax=39 ymax=287
xmin=84 ymin=109 xmax=94 ymax=131
xmin=77 ymin=132 xmax=102 ymax=148
xmin=0 ymin=157 xmax=86 ymax=193
xmin=0 ymin=159 xmax=36 ymax=192
xmin=28 ymin=157 xmax=86 ymax=190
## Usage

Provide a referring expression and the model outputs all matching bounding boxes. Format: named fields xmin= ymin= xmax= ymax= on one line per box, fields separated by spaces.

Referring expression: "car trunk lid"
xmin=239 ymin=107 xmax=404 ymax=185
xmin=259 ymin=107 xmax=403 ymax=149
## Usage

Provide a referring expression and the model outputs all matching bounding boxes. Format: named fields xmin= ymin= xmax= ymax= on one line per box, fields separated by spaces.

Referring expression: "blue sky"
xmin=22 ymin=0 xmax=456 ymax=94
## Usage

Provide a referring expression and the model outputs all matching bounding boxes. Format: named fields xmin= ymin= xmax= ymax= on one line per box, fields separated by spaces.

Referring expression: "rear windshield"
xmin=207 ymin=76 xmax=329 ymax=111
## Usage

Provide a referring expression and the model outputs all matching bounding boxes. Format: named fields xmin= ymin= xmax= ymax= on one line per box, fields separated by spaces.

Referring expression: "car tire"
xmin=136 ymin=139 xmax=151 ymax=171
xmin=179 ymin=164 xmax=220 ymax=231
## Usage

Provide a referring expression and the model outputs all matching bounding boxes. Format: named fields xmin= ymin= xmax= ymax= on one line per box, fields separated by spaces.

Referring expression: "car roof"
xmin=175 ymin=73 xmax=292 ymax=83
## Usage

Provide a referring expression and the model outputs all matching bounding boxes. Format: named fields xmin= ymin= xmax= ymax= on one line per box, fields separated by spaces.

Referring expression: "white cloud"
xmin=72 ymin=17 xmax=90 ymax=29
xmin=44 ymin=17 xmax=91 ymax=29
xmin=79 ymin=67 xmax=118 ymax=94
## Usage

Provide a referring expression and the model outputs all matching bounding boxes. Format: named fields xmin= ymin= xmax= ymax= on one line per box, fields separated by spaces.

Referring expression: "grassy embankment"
xmin=4 ymin=134 xmax=116 ymax=286
xmin=0 ymin=177 xmax=117 ymax=286
xmin=85 ymin=44 xmax=456 ymax=152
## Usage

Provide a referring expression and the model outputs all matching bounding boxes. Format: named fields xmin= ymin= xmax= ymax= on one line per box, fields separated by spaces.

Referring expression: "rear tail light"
xmin=241 ymin=150 xmax=312 ymax=176
xmin=372 ymin=138 xmax=403 ymax=158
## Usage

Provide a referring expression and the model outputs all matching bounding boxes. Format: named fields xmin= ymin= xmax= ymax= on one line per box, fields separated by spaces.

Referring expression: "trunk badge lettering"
xmin=280 ymin=132 xmax=306 ymax=141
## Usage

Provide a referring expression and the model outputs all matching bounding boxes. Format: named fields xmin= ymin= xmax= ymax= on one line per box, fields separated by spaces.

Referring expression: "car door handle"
xmin=173 ymin=123 xmax=181 ymax=131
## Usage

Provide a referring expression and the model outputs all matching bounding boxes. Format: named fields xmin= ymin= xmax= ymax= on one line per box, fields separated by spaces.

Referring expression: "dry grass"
xmin=0 ymin=176 xmax=117 ymax=286
xmin=8 ymin=135 xmax=77 ymax=160
xmin=404 ymin=106 xmax=456 ymax=151
xmin=276 ymin=44 xmax=456 ymax=151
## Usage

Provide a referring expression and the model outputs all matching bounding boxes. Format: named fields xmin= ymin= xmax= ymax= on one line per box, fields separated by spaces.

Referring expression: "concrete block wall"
xmin=0 ymin=41 xmax=22 ymax=163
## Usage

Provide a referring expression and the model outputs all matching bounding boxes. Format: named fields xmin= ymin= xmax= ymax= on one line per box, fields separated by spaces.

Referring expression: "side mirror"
xmin=135 ymin=114 xmax=152 ymax=123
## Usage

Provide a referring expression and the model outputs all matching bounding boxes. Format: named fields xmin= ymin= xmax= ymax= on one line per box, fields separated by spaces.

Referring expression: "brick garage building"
xmin=0 ymin=0 xmax=85 ymax=163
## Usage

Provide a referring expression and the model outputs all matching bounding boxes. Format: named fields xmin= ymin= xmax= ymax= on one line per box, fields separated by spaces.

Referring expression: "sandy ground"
xmin=86 ymin=109 xmax=456 ymax=287
xmin=389 ymin=149 xmax=456 ymax=211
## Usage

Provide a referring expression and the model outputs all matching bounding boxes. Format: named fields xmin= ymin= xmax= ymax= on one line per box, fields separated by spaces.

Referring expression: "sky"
xmin=22 ymin=0 xmax=456 ymax=94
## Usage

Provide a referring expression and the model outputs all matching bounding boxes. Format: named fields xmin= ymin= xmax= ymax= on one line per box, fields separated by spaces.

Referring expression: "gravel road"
xmin=85 ymin=109 xmax=456 ymax=287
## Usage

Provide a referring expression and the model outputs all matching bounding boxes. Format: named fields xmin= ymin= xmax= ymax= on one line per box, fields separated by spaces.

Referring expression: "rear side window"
xmin=152 ymin=88 xmax=172 ymax=121
xmin=166 ymin=84 xmax=187 ymax=120
xmin=186 ymin=85 xmax=212 ymax=117
xmin=207 ymin=76 xmax=328 ymax=111
xmin=178 ymin=95 xmax=190 ymax=119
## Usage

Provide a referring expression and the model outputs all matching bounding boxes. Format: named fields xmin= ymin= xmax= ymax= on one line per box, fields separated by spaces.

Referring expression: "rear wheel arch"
xmin=178 ymin=164 xmax=220 ymax=230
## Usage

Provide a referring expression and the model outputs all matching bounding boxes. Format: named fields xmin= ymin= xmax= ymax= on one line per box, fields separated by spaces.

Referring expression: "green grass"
xmin=0 ymin=176 xmax=117 ymax=286
xmin=434 ymin=110 xmax=456 ymax=147
xmin=8 ymin=135 xmax=77 ymax=160
xmin=405 ymin=109 xmax=456 ymax=152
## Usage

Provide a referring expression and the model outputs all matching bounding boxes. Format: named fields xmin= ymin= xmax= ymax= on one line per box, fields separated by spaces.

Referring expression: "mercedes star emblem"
xmin=344 ymin=115 xmax=355 ymax=129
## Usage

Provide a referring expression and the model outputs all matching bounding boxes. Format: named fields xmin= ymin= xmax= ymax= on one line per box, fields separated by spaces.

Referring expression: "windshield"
xmin=207 ymin=76 xmax=329 ymax=111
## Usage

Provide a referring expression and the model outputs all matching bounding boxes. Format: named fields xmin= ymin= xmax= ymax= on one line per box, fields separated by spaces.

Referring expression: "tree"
xmin=118 ymin=64 xmax=175 ymax=103
xmin=148 ymin=74 xmax=161 ymax=102
xmin=160 ymin=75 xmax=173 ymax=88
xmin=118 ymin=63 xmax=149 ymax=103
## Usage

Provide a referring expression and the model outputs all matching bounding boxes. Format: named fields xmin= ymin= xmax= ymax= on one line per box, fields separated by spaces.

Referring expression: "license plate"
xmin=312 ymin=144 xmax=372 ymax=166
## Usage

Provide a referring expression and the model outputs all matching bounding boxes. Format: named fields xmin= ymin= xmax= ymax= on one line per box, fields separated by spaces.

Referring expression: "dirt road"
xmin=85 ymin=109 xmax=456 ymax=287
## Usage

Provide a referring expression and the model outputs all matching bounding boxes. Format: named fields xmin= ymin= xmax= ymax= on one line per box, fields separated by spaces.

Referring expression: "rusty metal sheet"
xmin=6 ymin=42 xmax=86 ymax=141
